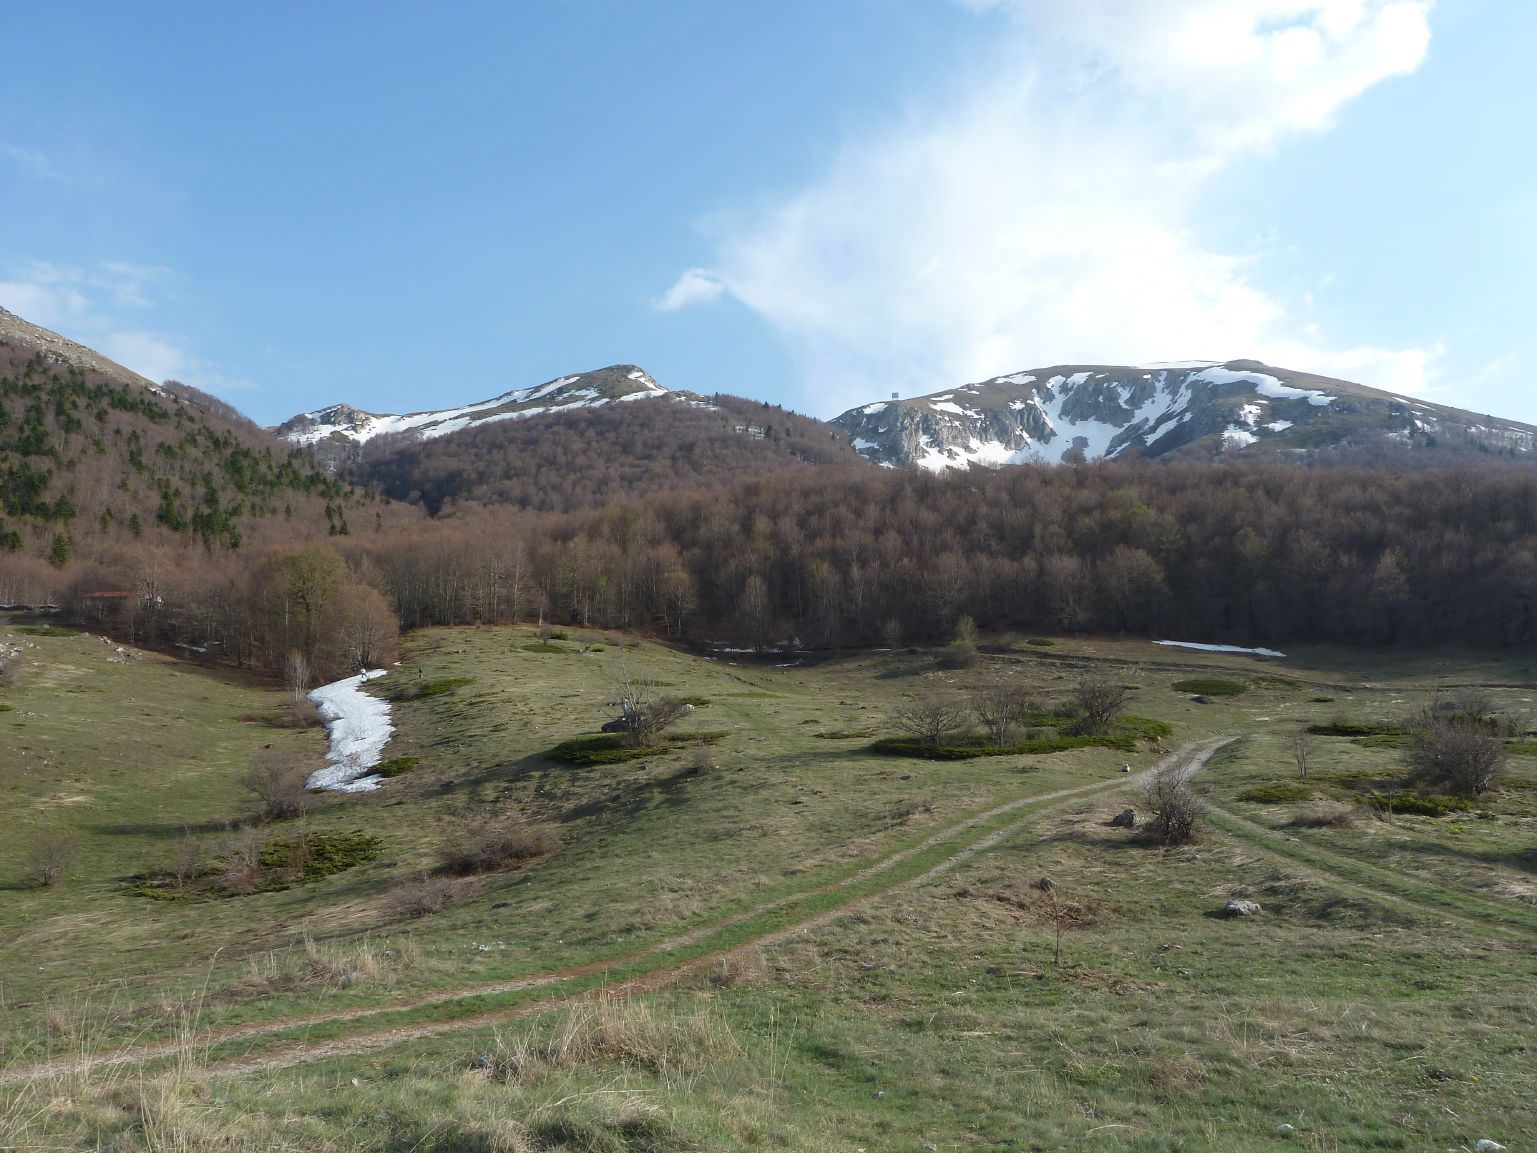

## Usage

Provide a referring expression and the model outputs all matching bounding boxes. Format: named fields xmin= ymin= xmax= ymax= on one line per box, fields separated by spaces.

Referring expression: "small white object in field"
xmin=1474 ymin=1141 xmax=1506 ymax=1151
xmin=1275 ymin=1123 xmax=1295 ymax=1135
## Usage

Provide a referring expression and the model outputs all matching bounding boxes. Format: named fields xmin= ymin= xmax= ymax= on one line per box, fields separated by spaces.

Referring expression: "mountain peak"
xmin=833 ymin=360 xmax=1537 ymax=470
xmin=273 ymin=364 xmax=670 ymax=456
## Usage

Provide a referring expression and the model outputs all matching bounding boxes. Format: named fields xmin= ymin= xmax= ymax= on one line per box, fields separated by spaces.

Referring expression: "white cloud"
xmin=655 ymin=267 xmax=727 ymax=311
xmin=664 ymin=0 xmax=1438 ymax=413
xmin=0 ymin=261 xmax=251 ymax=395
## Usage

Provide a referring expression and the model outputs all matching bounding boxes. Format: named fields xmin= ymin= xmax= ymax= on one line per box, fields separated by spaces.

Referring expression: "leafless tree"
xmin=890 ymin=697 xmax=969 ymax=746
xmin=284 ymin=649 xmax=311 ymax=704
xmin=244 ymin=748 xmax=315 ymax=821
xmin=1406 ymin=719 xmax=1506 ymax=797
xmin=1292 ymin=728 xmax=1312 ymax=780
xmin=616 ymin=676 xmax=689 ymax=748
xmin=970 ymin=680 xmax=1033 ymax=747
xmin=1071 ymin=675 xmax=1127 ymax=735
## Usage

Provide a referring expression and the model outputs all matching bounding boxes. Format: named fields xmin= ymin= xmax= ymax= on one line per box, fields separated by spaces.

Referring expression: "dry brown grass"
xmin=489 ymin=992 xmax=743 ymax=1083
xmin=1287 ymin=800 xmax=1363 ymax=828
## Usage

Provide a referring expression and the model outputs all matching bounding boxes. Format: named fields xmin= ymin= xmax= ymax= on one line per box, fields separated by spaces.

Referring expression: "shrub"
xmin=551 ymin=732 xmax=725 ymax=766
xmin=25 ymin=831 xmax=79 ymax=888
xmin=1406 ymin=718 xmax=1507 ymax=797
xmin=1071 ymin=676 xmax=1127 ymax=735
xmin=375 ymin=755 xmax=420 ymax=778
xmin=440 ymin=821 xmax=560 ymax=875
xmin=970 ymin=680 xmax=1035 ymax=747
xmin=1288 ymin=801 xmax=1361 ymax=828
xmin=1143 ymin=763 xmax=1202 ymax=845
xmin=243 ymin=749 xmax=315 ymax=821
xmin=685 ymin=742 xmax=717 ymax=776
xmin=1308 ymin=720 xmax=1402 ymax=738
xmin=1025 ymin=637 xmax=1055 ymax=647
xmin=889 ymin=697 xmax=970 ymax=746
xmin=388 ymin=874 xmax=460 ymax=920
xmin=1171 ymin=677 xmax=1246 ymax=697
xmin=1366 ymin=791 xmax=1473 ymax=817
xmin=259 ymin=829 xmax=382 ymax=881
xmin=386 ymin=676 xmax=475 ymax=702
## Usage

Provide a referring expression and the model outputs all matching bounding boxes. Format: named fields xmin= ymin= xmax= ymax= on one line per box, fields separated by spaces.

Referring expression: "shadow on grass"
xmin=1389 ymin=836 xmax=1537 ymax=877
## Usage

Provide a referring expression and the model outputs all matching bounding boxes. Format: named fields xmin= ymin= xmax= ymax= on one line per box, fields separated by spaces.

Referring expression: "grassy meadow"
xmin=3 ymin=617 xmax=1537 ymax=1151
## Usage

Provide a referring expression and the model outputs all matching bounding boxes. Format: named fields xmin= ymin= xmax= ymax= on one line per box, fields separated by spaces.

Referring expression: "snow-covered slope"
xmin=833 ymin=360 xmax=1537 ymax=471
xmin=273 ymin=364 xmax=668 ymax=457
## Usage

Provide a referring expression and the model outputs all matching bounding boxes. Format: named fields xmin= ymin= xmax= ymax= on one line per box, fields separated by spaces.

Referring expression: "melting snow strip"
xmin=307 ymin=670 xmax=393 ymax=792
xmin=1154 ymin=640 xmax=1286 ymax=658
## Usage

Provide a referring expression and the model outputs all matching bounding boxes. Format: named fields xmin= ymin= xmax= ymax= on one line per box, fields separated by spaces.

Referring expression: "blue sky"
xmin=2 ymin=0 xmax=1533 ymax=426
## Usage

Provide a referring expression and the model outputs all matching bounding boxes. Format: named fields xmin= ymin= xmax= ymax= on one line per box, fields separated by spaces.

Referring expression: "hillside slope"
xmin=833 ymin=360 xmax=1537 ymax=471
xmin=0 ymin=307 xmax=384 ymax=563
xmin=354 ymin=392 xmax=868 ymax=514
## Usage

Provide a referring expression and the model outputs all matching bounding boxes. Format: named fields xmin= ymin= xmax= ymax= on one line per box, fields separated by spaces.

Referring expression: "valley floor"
xmin=3 ymin=621 xmax=1536 ymax=1151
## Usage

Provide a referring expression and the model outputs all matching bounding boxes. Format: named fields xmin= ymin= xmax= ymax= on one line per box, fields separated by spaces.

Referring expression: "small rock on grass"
xmin=1474 ymin=1141 xmax=1505 ymax=1151
xmin=1223 ymin=898 xmax=1262 ymax=917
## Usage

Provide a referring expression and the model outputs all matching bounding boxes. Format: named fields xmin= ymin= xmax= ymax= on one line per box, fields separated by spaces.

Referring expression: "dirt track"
xmin=1 ymin=737 xmax=1235 ymax=1086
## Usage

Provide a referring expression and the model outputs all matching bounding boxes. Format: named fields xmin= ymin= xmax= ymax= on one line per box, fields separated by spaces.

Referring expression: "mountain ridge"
xmin=831 ymin=360 xmax=1537 ymax=470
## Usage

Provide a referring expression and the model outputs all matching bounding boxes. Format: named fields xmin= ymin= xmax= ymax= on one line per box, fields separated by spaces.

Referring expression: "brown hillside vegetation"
xmin=354 ymin=393 xmax=868 ymax=514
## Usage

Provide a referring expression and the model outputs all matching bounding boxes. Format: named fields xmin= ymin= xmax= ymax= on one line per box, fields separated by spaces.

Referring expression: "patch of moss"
xmin=16 ymin=625 xmax=77 ymax=637
xmin=1025 ymin=638 xmax=1055 ymax=647
xmin=524 ymin=642 xmax=571 ymax=654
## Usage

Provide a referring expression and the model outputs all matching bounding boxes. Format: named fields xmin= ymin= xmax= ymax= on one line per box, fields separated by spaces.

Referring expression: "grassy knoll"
xmin=4 ymin=623 xmax=1537 ymax=1150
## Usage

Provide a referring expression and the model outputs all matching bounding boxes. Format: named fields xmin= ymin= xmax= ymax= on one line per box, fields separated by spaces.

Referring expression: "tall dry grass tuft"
xmin=490 ymin=992 xmax=743 ymax=1084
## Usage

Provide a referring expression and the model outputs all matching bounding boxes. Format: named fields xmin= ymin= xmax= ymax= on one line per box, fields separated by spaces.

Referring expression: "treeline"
xmin=11 ymin=457 xmax=1537 ymax=668
xmin=353 ymin=394 xmax=866 ymax=514
xmin=367 ymin=458 xmax=1537 ymax=649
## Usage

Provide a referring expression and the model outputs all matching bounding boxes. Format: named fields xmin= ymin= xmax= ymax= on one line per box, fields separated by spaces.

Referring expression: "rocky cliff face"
xmin=832 ymin=360 xmax=1537 ymax=470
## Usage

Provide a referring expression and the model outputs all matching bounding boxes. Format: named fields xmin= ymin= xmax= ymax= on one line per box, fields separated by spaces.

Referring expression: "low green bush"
xmin=550 ymin=731 xmax=726 ymax=766
xmin=387 ymin=676 xmax=476 ymax=701
xmin=524 ymin=642 xmax=571 ymax=654
xmin=1366 ymin=792 xmax=1473 ymax=817
xmin=1171 ymin=677 xmax=1247 ymax=697
xmin=1308 ymin=721 xmax=1403 ymax=738
xmin=1236 ymin=781 xmax=1314 ymax=804
xmin=375 ymin=755 xmax=420 ymax=778
xmin=259 ymin=830 xmax=383 ymax=880
xmin=1025 ymin=638 xmax=1055 ymax=647
xmin=17 ymin=625 xmax=77 ymax=637
xmin=815 ymin=729 xmax=877 ymax=740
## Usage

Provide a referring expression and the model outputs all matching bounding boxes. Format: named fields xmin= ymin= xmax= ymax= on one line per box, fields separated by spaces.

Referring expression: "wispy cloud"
xmin=0 ymin=141 xmax=61 ymax=181
xmin=661 ymin=0 xmax=1438 ymax=413
xmin=654 ymin=267 xmax=727 ymax=312
xmin=0 ymin=261 xmax=252 ymax=394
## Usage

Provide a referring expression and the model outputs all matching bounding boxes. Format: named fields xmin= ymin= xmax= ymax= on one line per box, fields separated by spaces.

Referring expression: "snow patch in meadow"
xmin=1154 ymin=640 xmax=1286 ymax=658
xmin=307 ymin=670 xmax=393 ymax=792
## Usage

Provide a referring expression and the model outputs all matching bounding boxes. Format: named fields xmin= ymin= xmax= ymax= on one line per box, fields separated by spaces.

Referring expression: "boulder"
xmin=1109 ymin=808 xmax=1136 ymax=828
xmin=1223 ymin=898 xmax=1262 ymax=917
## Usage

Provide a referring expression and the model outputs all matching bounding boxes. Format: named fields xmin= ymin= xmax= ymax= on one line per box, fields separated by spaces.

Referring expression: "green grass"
xmin=374 ymin=755 xmax=420 ymax=777
xmin=550 ymin=731 xmax=727 ymax=765
xmin=7 ymin=626 xmax=1537 ymax=1150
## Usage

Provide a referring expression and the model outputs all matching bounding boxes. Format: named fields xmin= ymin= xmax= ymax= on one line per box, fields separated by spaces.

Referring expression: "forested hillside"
xmin=352 ymin=393 xmax=867 ymax=513
xmin=0 ymin=312 xmax=411 ymax=599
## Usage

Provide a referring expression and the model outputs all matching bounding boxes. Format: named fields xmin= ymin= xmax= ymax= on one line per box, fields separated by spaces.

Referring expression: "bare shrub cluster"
xmin=1142 ymin=763 xmax=1202 ymax=845
xmin=439 ymin=820 xmax=560 ymax=875
xmin=242 ymin=748 xmax=315 ymax=822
